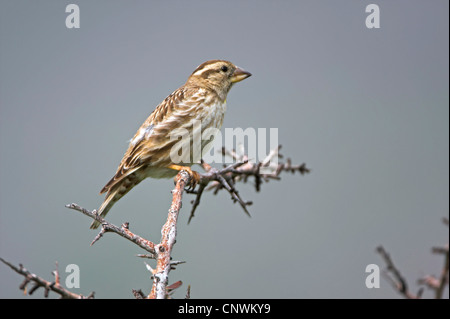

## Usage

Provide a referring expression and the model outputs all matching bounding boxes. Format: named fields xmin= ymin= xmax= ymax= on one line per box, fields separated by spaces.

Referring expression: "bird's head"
xmin=186 ymin=60 xmax=251 ymax=100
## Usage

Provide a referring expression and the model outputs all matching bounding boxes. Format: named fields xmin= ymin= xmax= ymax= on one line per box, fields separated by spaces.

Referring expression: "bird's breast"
xmin=200 ymin=100 xmax=227 ymax=130
xmin=186 ymin=100 xmax=226 ymax=163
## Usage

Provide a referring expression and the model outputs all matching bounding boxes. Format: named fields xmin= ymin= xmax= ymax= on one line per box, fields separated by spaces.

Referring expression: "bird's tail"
xmin=90 ymin=189 xmax=121 ymax=229
xmin=90 ymin=173 xmax=142 ymax=229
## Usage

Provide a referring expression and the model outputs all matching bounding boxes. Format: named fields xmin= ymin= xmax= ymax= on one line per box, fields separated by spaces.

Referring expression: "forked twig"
xmin=0 ymin=258 xmax=94 ymax=299
xmin=186 ymin=145 xmax=310 ymax=223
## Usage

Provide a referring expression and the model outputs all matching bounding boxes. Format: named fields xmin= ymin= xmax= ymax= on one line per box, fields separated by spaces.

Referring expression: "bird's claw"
xmin=173 ymin=167 xmax=200 ymax=191
xmin=185 ymin=168 xmax=200 ymax=191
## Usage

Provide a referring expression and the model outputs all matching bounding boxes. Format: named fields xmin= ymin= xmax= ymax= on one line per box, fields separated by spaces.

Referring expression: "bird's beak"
xmin=231 ymin=66 xmax=252 ymax=83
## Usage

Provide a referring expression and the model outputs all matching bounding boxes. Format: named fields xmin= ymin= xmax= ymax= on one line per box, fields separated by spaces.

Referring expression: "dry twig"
xmin=418 ymin=217 xmax=449 ymax=299
xmin=0 ymin=258 xmax=94 ymax=299
xmin=65 ymin=203 xmax=156 ymax=258
xmin=377 ymin=217 xmax=449 ymax=299
xmin=148 ymin=170 xmax=190 ymax=298
xmin=4 ymin=145 xmax=309 ymax=298
xmin=376 ymin=246 xmax=423 ymax=299
xmin=187 ymin=145 xmax=310 ymax=223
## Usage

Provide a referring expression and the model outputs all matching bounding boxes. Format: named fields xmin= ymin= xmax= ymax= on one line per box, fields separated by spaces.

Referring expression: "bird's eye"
xmin=221 ymin=65 xmax=228 ymax=72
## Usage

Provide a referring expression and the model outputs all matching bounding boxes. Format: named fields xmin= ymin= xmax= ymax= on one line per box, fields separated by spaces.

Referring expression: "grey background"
xmin=0 ymin=1 xmax=448 ymax=299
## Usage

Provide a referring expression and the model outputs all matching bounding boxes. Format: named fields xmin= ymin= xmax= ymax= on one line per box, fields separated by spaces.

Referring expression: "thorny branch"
xmin=377 ymin=217 xmax=449 ymax=299
xmin=3 ymin=145 xmax=309 ymax=298
xmin=0 ymin=258 xmax=94 ymax=299
xmin=376 ymin=246 xmax=424 ymax=299
xmin=65 ymin=203 xmax=156 ymax=258
xmin=418 ymin=217 xmax=449 ymax=299
xmin=187 ymin=145 xmax=310 ymax=223
xmin=148 ymin=170 xmax=190 ymax=299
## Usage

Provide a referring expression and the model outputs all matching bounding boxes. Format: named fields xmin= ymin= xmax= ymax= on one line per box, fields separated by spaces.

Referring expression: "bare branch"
xmin=148 ymin=170 xmax=190 ymax=299
xmin=417 ymin=219 xmax=449 ymax=299
xmin=434 ymin=218 xmax=449 ymax=299
xmin=65 ymin=203 xmax=156 ymax=258
xmin=0 ymin=257 xmax=94 ymax=299
xmin=376 ymin=246 xmax=422 ymax=299
xmin=378 ymin=217 xmax=449 ymax=299
xmin=1 ymin=146 xmax=307 ymax=298
xmin=185 ymin=285 xmax=191 ymax=299
xmin=187 ymin=145 xmax=310 ymax=223
xmin=433 ymin=243 xmax=449 ymax=299
xmin=132 ymin=289 xmax=145 ymax=299
xmin=166 ymin=280 xmax=183 ymax=298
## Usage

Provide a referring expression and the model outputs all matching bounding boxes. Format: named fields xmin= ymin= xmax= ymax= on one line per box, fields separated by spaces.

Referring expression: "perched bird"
xmin=90 ymin=60 xmax=251 ymax=229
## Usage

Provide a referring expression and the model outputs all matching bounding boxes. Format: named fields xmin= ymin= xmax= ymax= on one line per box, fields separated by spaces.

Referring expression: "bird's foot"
xmin=168 ymin=164 xmax=200 ymax=190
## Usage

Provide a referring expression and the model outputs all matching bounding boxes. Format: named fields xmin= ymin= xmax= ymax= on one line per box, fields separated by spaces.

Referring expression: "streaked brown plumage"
xmin=90 ymin=60 xmax=251 ymax=229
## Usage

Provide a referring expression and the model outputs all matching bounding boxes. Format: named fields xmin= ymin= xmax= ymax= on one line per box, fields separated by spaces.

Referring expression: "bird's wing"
xmin=100 ymin=86 xmax=206 ymax=194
